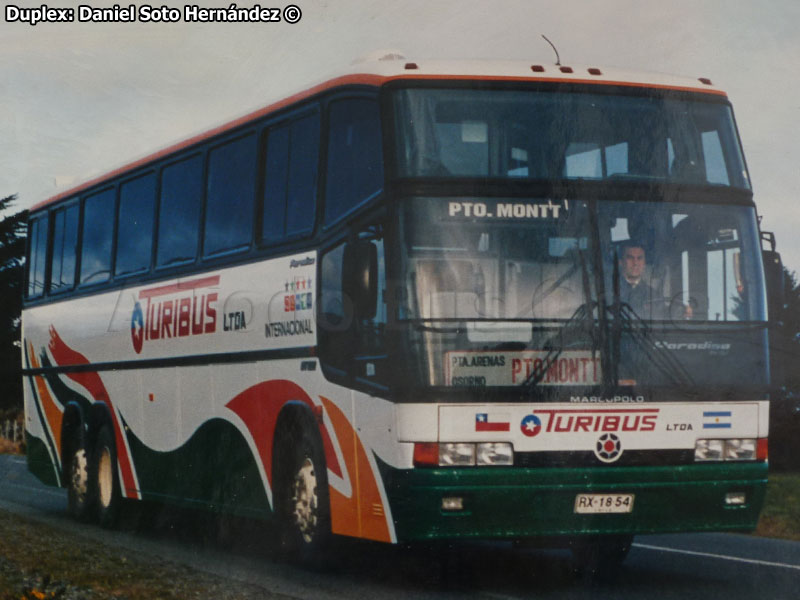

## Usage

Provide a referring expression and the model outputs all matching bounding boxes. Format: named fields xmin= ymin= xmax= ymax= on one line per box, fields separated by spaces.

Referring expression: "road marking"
xmin=633 ymin=542 xmax=800 ymax=571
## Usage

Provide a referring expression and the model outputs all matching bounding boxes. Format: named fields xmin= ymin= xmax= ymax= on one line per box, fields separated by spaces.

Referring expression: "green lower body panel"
xmin=25 ymin=432 xmax=61 ymax=488
xmin=386 ymin=463 xmax=767 ymax=542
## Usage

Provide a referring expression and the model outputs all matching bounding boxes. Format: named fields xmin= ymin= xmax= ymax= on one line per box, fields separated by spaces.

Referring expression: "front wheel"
xmin=93 ymin=425 xmax=122 ymax=528
xmin=274 ymin=420 xmax=331 ymax=562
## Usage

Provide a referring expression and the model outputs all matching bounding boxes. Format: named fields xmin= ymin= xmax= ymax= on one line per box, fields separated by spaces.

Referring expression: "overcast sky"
xmin=3 ymin=0 xmax=799 ymax=268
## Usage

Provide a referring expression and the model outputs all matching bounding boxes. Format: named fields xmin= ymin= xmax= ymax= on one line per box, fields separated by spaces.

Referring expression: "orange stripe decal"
xmin=28 ymin=343 xmax=64 ymax=461
xmin=320 ymin=396 xmax=391 ymax=543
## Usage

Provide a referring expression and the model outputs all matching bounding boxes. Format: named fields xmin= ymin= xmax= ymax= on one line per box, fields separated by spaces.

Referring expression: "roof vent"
xmin=404 ymin=62 xmax=419 ymax=70
xmin=531 ymin=65 xmax=545 ymax=73
xmin=588 ymin=68 xmax=602 ymax=76
xmin=698 ymin=77 xmax=713 ymax=85
xmin=559 ymin=66 xmax=574 ymax=74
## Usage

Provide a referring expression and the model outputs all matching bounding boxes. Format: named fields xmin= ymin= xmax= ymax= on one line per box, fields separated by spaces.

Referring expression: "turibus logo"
xmin=131 ymin=275 xmax=219 ymax=354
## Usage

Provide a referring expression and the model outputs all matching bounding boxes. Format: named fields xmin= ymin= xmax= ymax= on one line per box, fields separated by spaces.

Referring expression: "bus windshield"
xmin=395 ymin=197 xmax=767 ymax=389
xmin=393 ymin=88 xmax=750 ymax=189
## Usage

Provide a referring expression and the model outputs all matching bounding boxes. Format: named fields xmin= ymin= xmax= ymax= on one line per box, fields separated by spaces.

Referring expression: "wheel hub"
xmin=70 ymin=448 xmax=88 ymax=502
xmin=290 ymin=457 xmax=319 ymax=543
xmin=98 ymin=447 xmax=113 ymax=508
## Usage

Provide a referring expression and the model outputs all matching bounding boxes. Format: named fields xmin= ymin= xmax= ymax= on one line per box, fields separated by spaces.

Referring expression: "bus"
xmin=22 ymin=56 xmax=781 ymax=570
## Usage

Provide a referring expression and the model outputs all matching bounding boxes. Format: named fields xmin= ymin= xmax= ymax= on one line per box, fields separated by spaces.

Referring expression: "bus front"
xmin=381 ymin=79 xmax=769 ymax=548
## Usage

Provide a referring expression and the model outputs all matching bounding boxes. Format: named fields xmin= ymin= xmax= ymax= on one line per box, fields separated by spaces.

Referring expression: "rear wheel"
xmin=93 ymin=425 xmax=122 ymax=528
xmin=66 ymin=440 xmax=92 ymax=521
xmin=274 ymin=419 xmax=331 ymax=562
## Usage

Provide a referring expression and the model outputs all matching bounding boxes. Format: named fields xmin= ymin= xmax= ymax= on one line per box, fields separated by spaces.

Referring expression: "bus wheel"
xmin=571 ymin=535 xmax=633 ymax=581
xmin=66 ymin=441 xmax=92 ymax=521
xmin=274 ymin=422 xmax=331 ymax=562
xmin=93 ymin=426 xmax=122 ymax=528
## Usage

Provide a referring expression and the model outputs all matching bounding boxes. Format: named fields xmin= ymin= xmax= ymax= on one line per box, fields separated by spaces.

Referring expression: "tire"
xmin=65 ymin=439 xmax=92 ymax=521
xmin=273 ymin=419 xmax=331 ymax=563
xmin=93 ymin=425 xmax=122 ymax=528
xmin=571 ymin=535 xmax=633 ymax=581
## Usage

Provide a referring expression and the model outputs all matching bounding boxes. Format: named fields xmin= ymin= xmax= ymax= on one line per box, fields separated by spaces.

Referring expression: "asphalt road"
xmin=1 ymin=454 xmax=799 ymax=599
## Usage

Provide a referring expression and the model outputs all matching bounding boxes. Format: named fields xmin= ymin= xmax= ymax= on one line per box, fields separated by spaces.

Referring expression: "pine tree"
xmin=0 ymin=195 xmax=27 ymax=412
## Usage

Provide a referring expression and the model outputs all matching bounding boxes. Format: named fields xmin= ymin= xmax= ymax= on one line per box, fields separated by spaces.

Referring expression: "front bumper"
xmin=385 ymin=462 xmax=767 ymax=542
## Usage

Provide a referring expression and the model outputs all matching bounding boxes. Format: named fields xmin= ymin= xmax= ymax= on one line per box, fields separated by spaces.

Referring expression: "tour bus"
xmin=22 ymin=56 xmax=782 ymax=570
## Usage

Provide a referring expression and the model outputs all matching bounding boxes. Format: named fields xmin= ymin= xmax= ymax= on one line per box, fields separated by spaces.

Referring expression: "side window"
xmin=116 ymin=173 xmax=156 ymax=277
xmin=261 ymin=112 xmax=320 ymax=243
xmin=50 ymin=204 xmax=79 ymax=293
xmin=204 ymin=133 xmax=257 ymax=257
xmin=157 ymin=155 xmax=203 ymax=268
xmin=262 ymin=124 xmax=289 ymax=243
xmin=287 ymin=114 xmax=320 ymax=236
xmin=324 ymin=98 xmax=384 ymax=225
xmin=80 ymin=189 xmax=114 ymax=285
xmin=26 ymin=216 xmax=48 ymax=299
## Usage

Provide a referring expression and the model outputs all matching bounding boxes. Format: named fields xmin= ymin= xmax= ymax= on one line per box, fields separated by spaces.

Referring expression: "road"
xmin=1 ymin=454 xmax=799 ymax=599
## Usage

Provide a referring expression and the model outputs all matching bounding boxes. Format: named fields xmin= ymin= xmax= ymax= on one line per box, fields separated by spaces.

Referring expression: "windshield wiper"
xmin=610 ymin=302 xmax=694 ymax=386
xmin=522 ymin=248 xmax=598 ymax=389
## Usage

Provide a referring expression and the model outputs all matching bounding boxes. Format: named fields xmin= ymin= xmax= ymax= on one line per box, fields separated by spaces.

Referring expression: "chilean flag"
xmin=475 ymin=413 xmax=510 ymax=432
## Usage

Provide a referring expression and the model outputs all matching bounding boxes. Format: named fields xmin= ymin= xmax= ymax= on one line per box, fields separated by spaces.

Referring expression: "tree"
xmin=0 ymin=195 xmax=27 ymax=412
xmin=767 ymin=265 xmax=800 ymax=471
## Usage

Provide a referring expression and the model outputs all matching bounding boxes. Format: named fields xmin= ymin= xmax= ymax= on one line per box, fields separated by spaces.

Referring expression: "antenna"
xmin=542 ymin=35 xmax=561 ymax=66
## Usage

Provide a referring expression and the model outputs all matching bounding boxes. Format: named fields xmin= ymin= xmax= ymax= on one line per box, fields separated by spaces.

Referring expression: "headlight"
xmin=695 ymin=438 xmax=761 ymax=462
xmin=413 ymin=442 xmax=515 ymax=467
xmin=695 ymin=439 xmax=724 ymax=461
xmin=725 ymin=439 xmax=757 ymax=461
xmin=439 ymin=443 xmax=476 ymax=466
xmin=476 ymin=442 xmax=514 ymax=466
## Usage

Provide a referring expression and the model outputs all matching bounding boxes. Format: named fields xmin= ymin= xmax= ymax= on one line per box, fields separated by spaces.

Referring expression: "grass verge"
xmin=0 ymin=510 xmax=288 ymax=600
xmin=754 ymin=472 xmax=800 ymax=541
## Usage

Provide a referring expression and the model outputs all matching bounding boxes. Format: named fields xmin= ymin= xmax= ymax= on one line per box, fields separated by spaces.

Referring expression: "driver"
xmin=618 ymin=243 xmax=692 ymax=319
xmin=618 ymin=243 xmax=651 ymax=314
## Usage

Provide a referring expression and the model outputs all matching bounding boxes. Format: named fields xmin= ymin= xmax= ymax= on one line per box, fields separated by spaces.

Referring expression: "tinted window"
xmin=325 ymin=99 xmax=383 ymax=224
xmin=262 ymin=125 xmax=289 ymax=243
xmin=80 ymin=189 xmax=114 ymax=285
xmin=261 ymin=113 xmax=319 ymax=243
xmin=287 ymin=114 xmax=320 ymax=236
xmin=50 ymin=204 xmax=79 ymax=292
xmin=157 ymin=155 xmax=203 ymax=268
xmin=27 ymin=216 xmax=48 ymax=298
xmin=394 ymin=88 xmax=750 ymax=189
xmin=204 ymin=134 xmax=257 ymax=256
xmin=116 ymin=174 xmax=156 ymax=277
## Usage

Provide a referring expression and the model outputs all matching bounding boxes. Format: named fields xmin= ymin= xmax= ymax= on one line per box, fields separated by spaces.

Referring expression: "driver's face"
xmin=622 ymin=246 xmax=646 ymax=282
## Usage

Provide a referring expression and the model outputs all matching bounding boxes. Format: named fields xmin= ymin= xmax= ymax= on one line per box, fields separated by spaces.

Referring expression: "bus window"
xmin=156 ymin=155 xmax=203 ymax=268
xmin=26 ymin=216 xmax=48 ymax=298
xmin=116 ymin=174 xmax=155 ymax=277
xmin=262 ymin=124 xmax=289 ymax=243
xmin=79 ymin=189 xmax=114 ymax=286
xmin=324 ymin=98 xmax=383 ymax=225
xmin=286 ymin=114 xmax=319 ymax=236
xmin=261 ymin=113 xmax=320 ymax=243
xmin=49 ymin=203 xmax=79 ymax=292
xmin=204 ymin=133 xmax=257 ymax=257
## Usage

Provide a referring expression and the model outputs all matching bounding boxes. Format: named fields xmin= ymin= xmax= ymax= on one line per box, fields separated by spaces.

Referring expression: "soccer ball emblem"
xmin=595 ymin=433 xmax=623 ymax=463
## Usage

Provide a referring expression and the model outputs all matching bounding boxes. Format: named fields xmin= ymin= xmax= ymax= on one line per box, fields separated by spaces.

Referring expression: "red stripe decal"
xmin=225 ymin=380 xmax=343 ymax=487
xmin=47 ymin=326 xmax=138 ymax=497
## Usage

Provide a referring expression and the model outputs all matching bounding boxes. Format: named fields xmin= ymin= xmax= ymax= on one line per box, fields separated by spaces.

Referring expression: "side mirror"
xmin=342 ymin=240 xmax=378 ymax=320
xmin=762 ymin=249 xmax=784 ymax=323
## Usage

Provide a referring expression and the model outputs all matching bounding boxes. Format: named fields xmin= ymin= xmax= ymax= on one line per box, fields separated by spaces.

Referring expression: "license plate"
xmin=574 ymin=493 xmax=635 ymax=514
